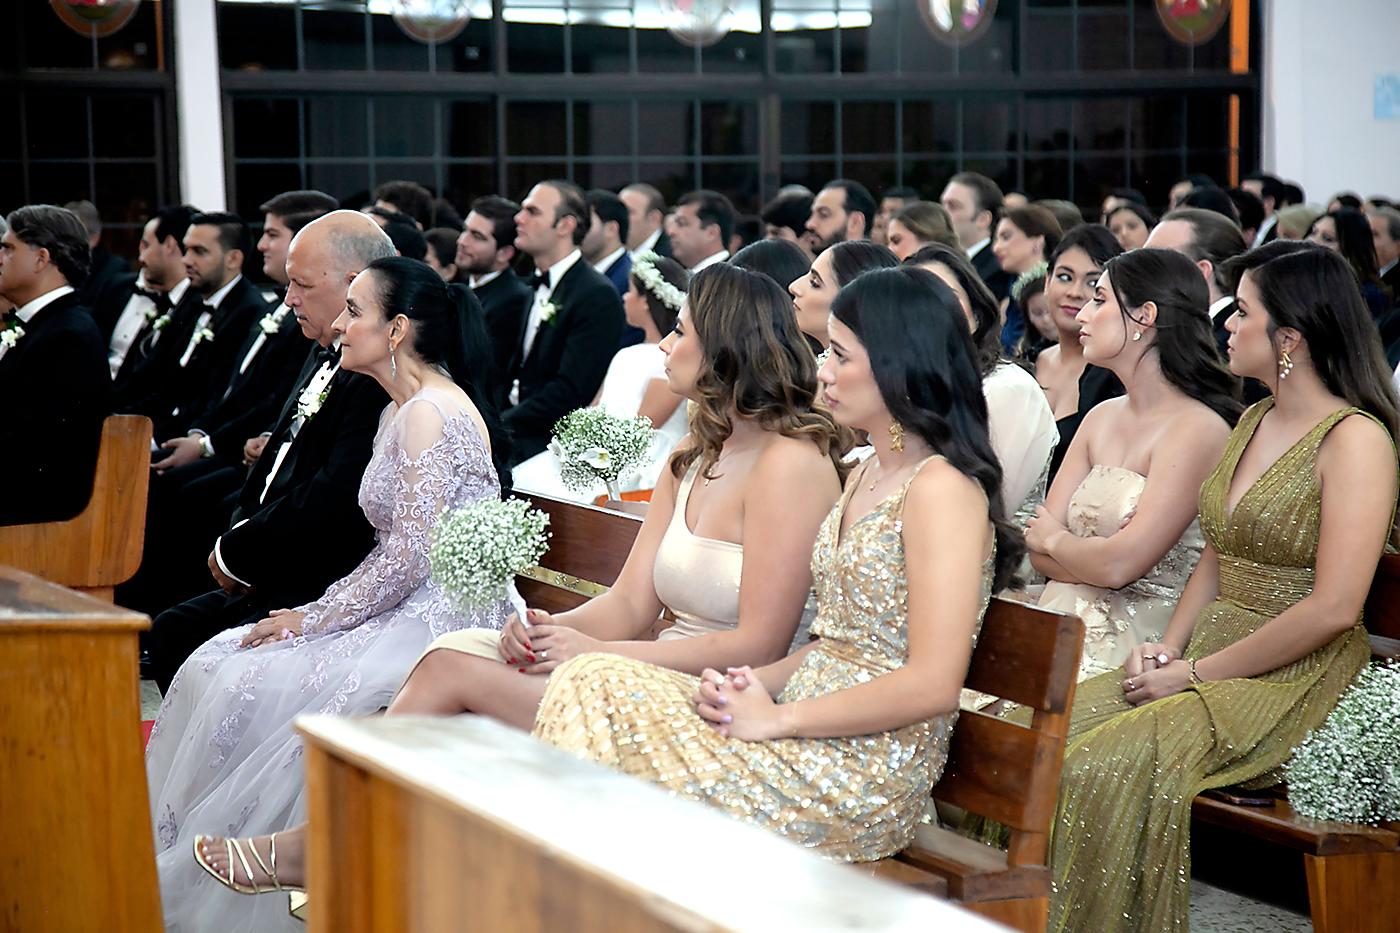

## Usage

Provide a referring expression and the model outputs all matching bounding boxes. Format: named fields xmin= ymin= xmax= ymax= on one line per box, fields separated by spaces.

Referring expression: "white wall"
xmin=1262 ymin=0 xmax=1400 ymax=201
xmin=174 ymin=0 xmax=227 ymax=210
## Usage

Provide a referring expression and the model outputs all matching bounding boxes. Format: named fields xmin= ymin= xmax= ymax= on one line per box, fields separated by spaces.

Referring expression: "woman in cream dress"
xmin=1024 ymin=248 xmax=1241 ymax=679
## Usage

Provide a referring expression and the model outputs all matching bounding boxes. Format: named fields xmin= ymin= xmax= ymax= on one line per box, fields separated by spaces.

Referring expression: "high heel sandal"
xmin=193 ymin=832 xmax=303 ymax=897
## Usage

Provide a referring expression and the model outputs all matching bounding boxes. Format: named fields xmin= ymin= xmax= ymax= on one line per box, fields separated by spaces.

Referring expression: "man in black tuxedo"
xmin=459 ymin=195 xmax=532 ymax=402
xmin=0 ymin=205 xmax=111 ymax=526
xmin=64 ymin=200 xmax=129 ymax=313
xmin=1146 ymin=208 xmax=1248 ymax=358
xmin=505 ymin=180 xmax=625 ymax=464
xmin=118 ymin=213 xmax=269 ymax=441
xmin=941 ymin=172 xmax=1013 ymax=303
xmin=143 ymin=211 xmax=397 ymax=690
xmin=96 ymin=205 xmax=199 ymax=376
xmin=621 ymin=183 xmax=672 ymax=260
xmin=803 ymin=178 xmax=875 ymax=254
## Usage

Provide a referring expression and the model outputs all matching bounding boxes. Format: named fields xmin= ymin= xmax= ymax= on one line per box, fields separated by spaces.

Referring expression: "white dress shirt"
xmin=521 ymin=248 xmax=582 ymax=361
xmin=629 ymin=227 xmax=663 ymax=261
xmin=1 ymin=285 xmax=75 ymax=363
xmin=688 ymin=249 xmax=729 ymax=274
xmin=144 ymin=277 xmax=191 ymax=352
xmin=965 ymin=237 xmax=991 ymax=261
xmin=1251 ymin=214 xmax=1278 ymax=249
xmin=108 ymin=274 xmax=156 ymax=377
xmin=469 ymin=269 xmax=503 ymax=290
xmin=592 ymin=246 xmax=627 ymax=276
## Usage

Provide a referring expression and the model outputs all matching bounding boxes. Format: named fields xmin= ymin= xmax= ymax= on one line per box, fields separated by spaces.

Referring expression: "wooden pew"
xmin=514 ymin=493 xmax=642 ymax=615
xmin=297 ymin=713 xmax=1008 ymax=933
xmin=867 ymin=600 xmax=1084 ymax=933
xmin=1190 ymin=551 xmax=1400 ymax=933
xmin=0 ymin=566 xmax=160 ymax=932
xmin=0 ymin=414 xmax=152 ymax=602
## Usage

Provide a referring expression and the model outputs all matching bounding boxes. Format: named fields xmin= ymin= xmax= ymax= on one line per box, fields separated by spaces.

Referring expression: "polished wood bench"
xmin=1189 ymin=551 xmax=1400 ymax=933
xmin=0 ymin=414 xmax=152 ymax=602
xmin=297 ymin=714 xmax=1008 ymax=932
xmin=866 ymin=599 xmax=1084 ymax=933
xmin=514 ymin=493 xmax=642 ymax=615
xmin=0 ymin=565 xmax=159 ymax=931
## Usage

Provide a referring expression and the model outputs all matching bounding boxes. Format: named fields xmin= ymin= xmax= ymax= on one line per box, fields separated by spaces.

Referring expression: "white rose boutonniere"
xmin=296 ymin=385 xmax=330 ymax=422
xmin=151 ymin=312 xmax=174 ymax=331
xmin=143 ymin=306 xmax=159 ymax=323
xmin=258 ymin=312 xmax=282 ymax=335
xmin=539 ymin=300 xmax=560 ymax=326
xmin=192 ymin=326 xmax=216 ymax=347
xmin=0 ymin=323 xmax=24 ymax=352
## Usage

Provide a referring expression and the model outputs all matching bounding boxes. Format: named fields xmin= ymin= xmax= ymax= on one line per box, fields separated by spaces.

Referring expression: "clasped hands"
xmin=496 ymin=608 xmax=603 ymax=674
xmin=693 ymin=666 xmax=789 ymax=741
xmin=240 ymin=608 xmax=305 ymax=648
xmin=1120 ymin=641 xmax=1191 ymax=706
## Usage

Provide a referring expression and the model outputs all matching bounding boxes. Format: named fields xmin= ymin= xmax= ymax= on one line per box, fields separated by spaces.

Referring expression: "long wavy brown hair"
xmin=670 ymin=263 xmax=852 ymax=483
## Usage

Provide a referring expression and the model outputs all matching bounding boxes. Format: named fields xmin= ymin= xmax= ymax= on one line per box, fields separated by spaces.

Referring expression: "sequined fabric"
xmin=533 ymin=456 xmax=993 ymax=862
xmin=1047 ymin=401 xmax=1381 ymax=933
xmin=1038 ymin=464 xmax=1204 ymax=681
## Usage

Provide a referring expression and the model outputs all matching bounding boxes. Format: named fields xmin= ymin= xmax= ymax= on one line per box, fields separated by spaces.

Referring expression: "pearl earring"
xmin=1132 ymin=331 xmax=1142 ymax=342
xmin=1279 ymin=348 xmax=1294 ymax=380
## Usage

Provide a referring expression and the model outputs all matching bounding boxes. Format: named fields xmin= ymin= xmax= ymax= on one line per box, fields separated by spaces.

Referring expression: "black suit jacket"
xmin=972 ymin=244 xmax=1014 ymax=303
xmin=504 ymin=259 xmax=624 ymax=463
xmin=1210 ymin=297 xmax=1235 ymax=359
xmin=113 ymin=285 xmax=206 ymax=408
xmin=122 ymin=276 xmax=269 ymax=439
xmin=0 ymin=292 xmax=112 ymax=526
xmin=92 ymin=271 xmax=139 ymax=343
xmin=471 ymin=271 xmax=532 ymax=403
xmin=190 ymin=307 xmax=309 ymax=456
xmin=219 ymin=351 xmax=389 ymax=609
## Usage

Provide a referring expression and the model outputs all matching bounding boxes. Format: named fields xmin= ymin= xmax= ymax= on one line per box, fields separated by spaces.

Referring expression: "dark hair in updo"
xmin=363 ymin=256 xmax=513 ymax=491
xmin=831 ymin=267 xmax=1023 ymax=591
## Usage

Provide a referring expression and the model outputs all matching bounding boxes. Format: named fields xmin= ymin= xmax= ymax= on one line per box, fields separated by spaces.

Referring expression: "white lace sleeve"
xmin=297 ymin=399 xmax=458 ymax=636
xmin=984 ymin=363 xmax=1060 ymax=511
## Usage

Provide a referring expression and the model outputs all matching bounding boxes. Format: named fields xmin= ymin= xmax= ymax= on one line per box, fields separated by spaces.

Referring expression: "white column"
xmin=174 ymin=0 xmax=227 ymax=210
xmin=1261 ymin=0 xmax=1400 ymax=201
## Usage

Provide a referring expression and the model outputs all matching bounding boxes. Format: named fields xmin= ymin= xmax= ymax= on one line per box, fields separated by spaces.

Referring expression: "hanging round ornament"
xmin=49 ymin=0 xmax=140 ymax=38
xmin=393 ymin=0 xmax=473 ymax=45
xmin=1155 ymin=0 xmax=1231 ymax=46
xmin=918 ymin=0 xmax=998 ymax=48
xmin=658 ymin=0 xmax=734 ymax=49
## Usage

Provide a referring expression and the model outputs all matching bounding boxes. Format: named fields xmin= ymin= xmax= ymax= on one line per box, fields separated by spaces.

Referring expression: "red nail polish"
xmin=528 ymin=654 xmax=536 ymax=662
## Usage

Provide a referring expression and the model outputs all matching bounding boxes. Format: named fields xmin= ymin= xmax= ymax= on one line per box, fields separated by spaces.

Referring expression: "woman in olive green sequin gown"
xmin=1047 ymin=244 xmax=1400 ymax=932
xmin=534 ymin=268 xmax=1024 ymax=862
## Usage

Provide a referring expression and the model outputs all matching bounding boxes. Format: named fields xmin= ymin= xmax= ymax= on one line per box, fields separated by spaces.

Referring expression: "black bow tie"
xmin=134 ymin=282 xmax=173 ymax=314
xmin=2 ymin=308 xmax=19 ymax=326
xmin=528 ymin=270 xmax=550 ymax=291
xmin=316 ymin=345 xmax=339 ymax=365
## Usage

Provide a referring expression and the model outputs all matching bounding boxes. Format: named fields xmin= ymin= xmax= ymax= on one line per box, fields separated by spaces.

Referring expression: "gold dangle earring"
xmin=1278 ymin=348 xmax=1294 ymax=380
xmin=888 ymin=419 xmax=905 ymax=453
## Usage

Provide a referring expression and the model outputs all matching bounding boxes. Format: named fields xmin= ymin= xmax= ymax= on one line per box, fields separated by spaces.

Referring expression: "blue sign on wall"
xmin=1377 ymin=74 xmax=1400 ymax=120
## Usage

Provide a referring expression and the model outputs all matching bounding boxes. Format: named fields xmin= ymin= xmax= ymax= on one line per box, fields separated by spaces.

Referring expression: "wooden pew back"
xmin=0 ymin=414 xmax=152 ymax=601
xmin=515 ymin=493 xmax=643 ymax=614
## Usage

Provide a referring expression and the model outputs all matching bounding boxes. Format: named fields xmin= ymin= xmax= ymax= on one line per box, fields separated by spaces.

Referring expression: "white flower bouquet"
xmin=1286 ymin=660 xmax=1400 ymax=824
xmin=548 ymin=407 xmax=656 ymax=500
xmin=429 ymin=497 xmax=550 ymax=611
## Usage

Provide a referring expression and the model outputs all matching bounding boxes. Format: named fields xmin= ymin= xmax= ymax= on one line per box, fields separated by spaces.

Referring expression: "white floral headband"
xmin=632 ymin=250 xmax=687 ymax=312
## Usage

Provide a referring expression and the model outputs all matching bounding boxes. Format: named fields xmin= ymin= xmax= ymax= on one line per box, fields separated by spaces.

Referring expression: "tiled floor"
xmin=140 ymin=679 xmax=1314 ymax=931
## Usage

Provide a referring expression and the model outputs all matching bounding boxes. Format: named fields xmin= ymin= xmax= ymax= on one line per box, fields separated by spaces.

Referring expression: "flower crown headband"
xmin=1010 ymin=260 xmax=1049 ymax=302
xmin=631 ymin=250 xmax=687 ymax=312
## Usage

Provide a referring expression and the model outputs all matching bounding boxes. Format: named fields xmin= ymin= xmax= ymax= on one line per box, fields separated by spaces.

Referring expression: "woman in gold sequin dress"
xmin=1025 ymin=248 xmax=1242 ymax=681
xmin=533 ymin=267 xmax=1024 ymax=861
xmin=1046 ymin=242 xmax=1400 ymax=932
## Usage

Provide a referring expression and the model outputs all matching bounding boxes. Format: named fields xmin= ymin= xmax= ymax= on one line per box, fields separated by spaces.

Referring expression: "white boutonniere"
xmin=540 ymin=300 xmax=560 ymax=326
xmin=192 ymin=326 xmax=216 ymax=346
xmin=296 ymin=384 xmax=330 ymax=421
xmin=0 ymin=322 xmax=24 ymax=352
xmin=143 ymin=306 xmax=159 ymax=322
xmin=258 ymin=311 xmax=282 ymax=335
xmin=151 ymin=311 xmax=174 ymax=331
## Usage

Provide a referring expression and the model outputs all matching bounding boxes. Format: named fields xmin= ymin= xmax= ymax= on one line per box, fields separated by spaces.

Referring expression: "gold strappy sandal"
xmin=192 ymin=832 xmax=303 ymax=897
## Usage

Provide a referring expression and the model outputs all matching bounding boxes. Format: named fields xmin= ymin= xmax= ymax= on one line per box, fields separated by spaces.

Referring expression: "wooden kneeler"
xmin=0 ymin=414 xmax=153 ymax=601
xmin=869 ymin=599 xmax=1084 ymax=933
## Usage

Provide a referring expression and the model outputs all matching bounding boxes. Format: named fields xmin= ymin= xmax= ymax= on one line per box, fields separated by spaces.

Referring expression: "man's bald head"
xmin=285 ymin=210 xmax=396 ymax=346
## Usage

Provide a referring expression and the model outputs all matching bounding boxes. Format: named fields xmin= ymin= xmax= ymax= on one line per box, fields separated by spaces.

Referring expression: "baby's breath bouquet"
xmin=547 ymin=407 xmax=656 ymax=500
xmin=1286 ymin=661 xmax=1400 ymax=824
xmin=429 ymin=498 xmax=550 ymax=612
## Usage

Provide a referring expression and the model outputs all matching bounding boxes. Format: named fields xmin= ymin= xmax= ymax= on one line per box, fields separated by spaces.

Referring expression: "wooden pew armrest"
xmin=893 ymin=823 xmax=1050 ymax=903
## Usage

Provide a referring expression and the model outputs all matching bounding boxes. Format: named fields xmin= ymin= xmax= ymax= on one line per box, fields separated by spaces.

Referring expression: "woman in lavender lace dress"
xmin=146 ymin=258 xmax=514 ymax=932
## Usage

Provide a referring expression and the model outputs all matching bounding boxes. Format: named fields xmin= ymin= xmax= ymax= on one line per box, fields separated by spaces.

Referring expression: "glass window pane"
xmin=575 ymin=102 xmax=632 ymax=159
xmin=575 ymin=161 xmax=636 ymax=194
xmin=637 ymin=22 xmax=697 ymax=74
xmin=964 ymin=99 xmax=1015 ymax=154
xmin=307 ymin=162 xmax=372 ymax=209
xmin=435 ymin=8 xmax=495 ymax=73
xmin=506 ymin=162 xmax=568 ymax=201
xmin=701 ymin=0 xmax=762 ymax=75
xmin=96 ymin=0 xmax=162 ymax=71
xmin=699 ymin=162 xmax=761 ymax=214
xmin=372 ymin=162 xmax=438 ymax=199
xmin=1024 ymin=10 xmax=1073 ymax=72
xmin=506 ymin=101 xmax=568 ymax=157
xmin=1131 ymin=0 xmax=1189 ymax=71
xmin=1078 ymin=8 xmax=1130 ymax=71
xmin=779 ymin=159 xmax=837 ymax=195
xmin=28 ymin=163 xmax=91 ymax=206
xmin=92 ymin=95 xmax=157 ymax=158
xmin=305 ymin=98 xmax=369 ymax=160
xmin=0 ymin=94 xmax=19 ymax=159
xmin=1075 ymin=98 xmax=1129 ymax=151
xmin=444 ymin=163 xmax=499 ymax=211
xmin=961 ymin=156 xmax=1016 ymax=194
xmin=840 ymin=159 xmax=899 ymax=202
xmin=954 ymin=2 xmax=1014 ymax=75
xmin=700 ymin=101 xmax=758 ymax=158
xmin=27 ymin=95 xmax=90 ymax=159
xmin=232 ymin=98 xmax=301 ymax=160
xmin=21 ymin=3 xmax=95 ymax=69
xmin=902 ymin=100 xmax=957 ymax=155
xmin=0 ymin=162 xmax=25 ymax=216
xmin=370 ymin=9 xmax=430 ymax=72
xmin=1073 ymin=154 xmax=1130 ymax=215
xmin=374 ymin=97 xmax=437 ymax=158
xmin=94 ymin=163 xmax=158 ymax=229
xmin=1025 ymin=99 xmax=1073 ymax=154
xmin=842 ymin=101 xmax=896 ymax=156
xmin=781 ymin=101 xmax=836 ymax=157
xmin=444 ymin=100 xmax=496 ymax=159
xmin=635 ymin=161 xmax=696 ymax=206
xmin=1191 ymin=20 xmax=1235 ymax=71
xmin=235 ymin=163 xmax=306 ymax=221
xmin=1023 ymin=156 xmax=1071 ymax=201
xmin=771 ymin=1 xmax=837 ymax=74
xmin=1131 ymin=97 xmax=1185 ymax=152
xmin=303 ymin=6 xmax=368 ymax=71
xmin=896 ymin=0 xmax=956 ymax=73
xmin=1184 ymin=95 xmax=1231 ymax=152
xmin=902 ymin=156 xmax=958 ymax=200
xmin=569 ymin=0 xmax=632 ymax=74
xmin=1129 ymin=152 xmax=1185 ymax=213
xmin=503 ymin=0 xmax=567 ymax=73
xmin=637 ymin=102 xmax=694 ymax=158
xmin=1184 ymin=151 xmax=1231 ymax=191
xmin=218 ymin=1 xmax=298 ymax=71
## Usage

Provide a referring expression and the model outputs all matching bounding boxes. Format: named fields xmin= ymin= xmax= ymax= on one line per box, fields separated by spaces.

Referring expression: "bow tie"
xmin=528 ymin=270 xmax=550 ymax=291
xmin=2 ymin=308 xmax=19 ymax=326
xmin=133 ymin=283 xmax=173 ymax=314
xmin=316 ymin=345 xmax=340 ymax=365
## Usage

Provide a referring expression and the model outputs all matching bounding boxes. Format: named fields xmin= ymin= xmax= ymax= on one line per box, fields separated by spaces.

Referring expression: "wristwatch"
xmin=196 ymin=433 xmax=215 ymax=459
